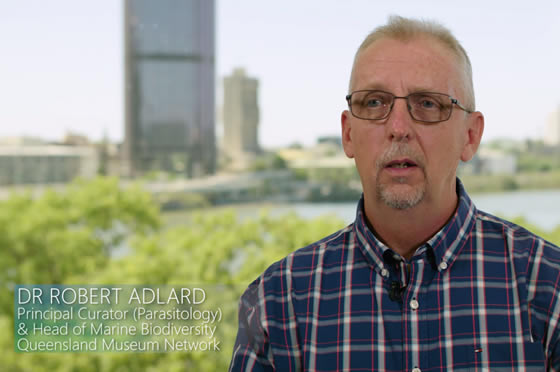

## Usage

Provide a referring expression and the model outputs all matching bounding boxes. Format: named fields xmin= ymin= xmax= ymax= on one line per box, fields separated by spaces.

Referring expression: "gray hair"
xmin=349 ymin=15 xmax=475 ymax=111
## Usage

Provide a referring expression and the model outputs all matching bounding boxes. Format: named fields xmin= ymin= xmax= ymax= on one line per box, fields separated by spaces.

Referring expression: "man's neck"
xmin=364 ymin=191 xmax=458 ymax=260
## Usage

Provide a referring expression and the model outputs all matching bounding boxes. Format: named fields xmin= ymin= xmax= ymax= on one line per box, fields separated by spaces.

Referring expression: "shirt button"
xmin=381 ymin=269 xmax=389 ymax=277
xmin=410 ymin=299 xmax=419 ymax=310
xmin=412 ymin=368 xmax=422 ymax=372
xmin=439 ymin=261 xmax=448 ymax=270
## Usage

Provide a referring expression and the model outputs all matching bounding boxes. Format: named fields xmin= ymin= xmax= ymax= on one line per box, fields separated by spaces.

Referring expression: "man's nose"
xmin=386 ymin=98 xmax=414 ymax=141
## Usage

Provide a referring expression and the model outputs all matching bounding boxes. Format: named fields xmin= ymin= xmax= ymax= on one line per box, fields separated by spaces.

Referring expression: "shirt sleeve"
xmin=547 ymin=282 xmax=560 ymax=371
xmin=541 ymin=241 xmax=560 ymax=371
xmin=229 ymin=279 xmax=275 ymax=372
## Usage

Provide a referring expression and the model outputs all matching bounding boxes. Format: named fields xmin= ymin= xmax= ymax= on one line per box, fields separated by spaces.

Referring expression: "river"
xmin=224 ymin=189 xmax=560 ymax=231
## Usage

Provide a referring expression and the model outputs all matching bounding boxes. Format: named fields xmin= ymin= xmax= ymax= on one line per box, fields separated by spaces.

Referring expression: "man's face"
xmin=341 ymin=36 xmax=483 ymax=211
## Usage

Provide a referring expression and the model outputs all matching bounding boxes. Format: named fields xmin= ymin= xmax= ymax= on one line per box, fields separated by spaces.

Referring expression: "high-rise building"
xmin=123 ymin=0 xmax=215 ymax=177
xmin=223 ymin=68 xmax=259 ymax=169
xmin=544 ymin=105 xmax=560 ymax=146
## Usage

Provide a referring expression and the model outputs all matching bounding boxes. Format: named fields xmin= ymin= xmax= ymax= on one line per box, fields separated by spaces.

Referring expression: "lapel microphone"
xmin=383 ymin=250 xmax=405 ymax=302
xmin=389 ymin=280 xmax=404 ymax=302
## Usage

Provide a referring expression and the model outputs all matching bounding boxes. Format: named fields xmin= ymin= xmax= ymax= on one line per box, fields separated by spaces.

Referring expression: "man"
xmin=230 ymin=16 xmax=560 ymax=371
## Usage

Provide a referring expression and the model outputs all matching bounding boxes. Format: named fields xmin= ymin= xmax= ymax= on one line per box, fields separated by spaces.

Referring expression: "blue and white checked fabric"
xmin=230 ymin=180 xmax=560 ymax=371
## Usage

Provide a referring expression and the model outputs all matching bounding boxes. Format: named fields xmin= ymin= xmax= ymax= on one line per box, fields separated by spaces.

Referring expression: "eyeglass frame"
xmin=345 ymin=89 xmax=473 ymax=123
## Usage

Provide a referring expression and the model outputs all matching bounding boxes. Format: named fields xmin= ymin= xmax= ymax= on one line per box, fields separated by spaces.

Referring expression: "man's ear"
xmin=460 ymin=111 xmax=484 ymax=162
xmin=341 ymin=110 xmax=355 ymax=158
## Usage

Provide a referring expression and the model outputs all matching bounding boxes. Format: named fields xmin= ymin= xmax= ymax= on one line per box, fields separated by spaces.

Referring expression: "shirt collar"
xmin=352 ymin=178 xmax=478 ymax=273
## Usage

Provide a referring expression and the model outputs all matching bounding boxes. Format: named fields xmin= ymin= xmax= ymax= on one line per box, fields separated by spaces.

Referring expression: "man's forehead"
xmin=357 ymin=36 xmax=455 ymax=67
xmin=351 ymin=36 xmax=462 ymax=91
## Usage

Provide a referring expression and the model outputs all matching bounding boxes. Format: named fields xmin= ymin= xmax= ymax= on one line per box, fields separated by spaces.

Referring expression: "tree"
xmin=0 ymin=177 xmax=345 ymax=371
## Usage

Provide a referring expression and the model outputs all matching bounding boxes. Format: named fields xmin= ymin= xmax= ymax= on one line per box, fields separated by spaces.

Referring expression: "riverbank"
xmin=460 ymin=170 xmax=560 ymax=193
xmin=163 ymin=188 xmax=560 ymax=233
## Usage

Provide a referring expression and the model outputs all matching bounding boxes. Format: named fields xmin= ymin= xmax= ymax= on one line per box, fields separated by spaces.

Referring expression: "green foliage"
xmin=71 ymin=210 xmax=345 ymax=370
xmin=0 ymin=177 xmax=346 ymax=371
xmin=292 ymin=167 xmax=362 ymax=201
xmin=250 ymin=153 xmax=287 ymax=171
xmin=516 ymin=152 xmax=560 ymax=173
xmin=297 ymin=166 xmax=360 ymax=184
xmin=0 ymin=177 xmax=161 ymax=371
xmin=155 ymin=191 xmax=210 ymax=211
xmin=500 ymin=176 xmax=519 ymax=191
xmin=0 ymin=177 xmax=160 ymax=315
xmin=461 ymin=171 xmax=560 ymax=193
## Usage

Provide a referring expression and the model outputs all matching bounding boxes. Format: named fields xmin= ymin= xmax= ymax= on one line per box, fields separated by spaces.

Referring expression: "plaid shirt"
xmin=230 ymin=180 xmax=560 ymax=371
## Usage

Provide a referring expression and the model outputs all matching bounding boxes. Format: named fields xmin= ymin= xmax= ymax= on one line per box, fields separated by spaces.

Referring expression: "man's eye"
xmin=365 ymin=99 xmax=382 ymax=108
xmin=418 ymin=98 xmax=441 ymax=110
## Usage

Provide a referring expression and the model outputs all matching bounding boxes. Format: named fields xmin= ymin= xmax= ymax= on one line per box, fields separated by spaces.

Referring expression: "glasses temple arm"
xmin=451 ymin=98 xmax=473 ymax=113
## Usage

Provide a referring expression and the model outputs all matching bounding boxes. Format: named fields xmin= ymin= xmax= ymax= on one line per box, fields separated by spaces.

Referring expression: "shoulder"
xmin=473 ymin=209 xmax=560 ymax=283
xmin=474 ymin=209 xmax=559 ymax=254
xmin=267 ymin=223 xmax=353 ymax=278
xmin=246 ymin=223 xmax=355 ymax=292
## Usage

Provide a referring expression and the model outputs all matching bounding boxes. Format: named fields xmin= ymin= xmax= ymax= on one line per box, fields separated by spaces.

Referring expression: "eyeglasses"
xmin=345 ymin=90 xmax=473 ymax=123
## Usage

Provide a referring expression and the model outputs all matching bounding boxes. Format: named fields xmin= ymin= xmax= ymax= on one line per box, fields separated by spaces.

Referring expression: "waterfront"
xmin=172 ymin=189 xmax=560 ymax=231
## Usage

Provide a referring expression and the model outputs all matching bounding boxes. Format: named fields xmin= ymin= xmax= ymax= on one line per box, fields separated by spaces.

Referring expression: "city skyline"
xmin=1 ymin=0 xmax=559 ymax=148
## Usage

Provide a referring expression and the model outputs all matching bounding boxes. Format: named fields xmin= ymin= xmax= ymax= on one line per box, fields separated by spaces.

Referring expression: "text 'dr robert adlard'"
xmin=18 ymin=287 xmax=206 ymax=305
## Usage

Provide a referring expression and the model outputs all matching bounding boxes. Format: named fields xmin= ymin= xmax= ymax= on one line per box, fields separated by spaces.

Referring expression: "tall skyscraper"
xmin=223 ymin=68 xmax=260 ymax=169
xmin=123 ymin=0 xmax=215 ymax=177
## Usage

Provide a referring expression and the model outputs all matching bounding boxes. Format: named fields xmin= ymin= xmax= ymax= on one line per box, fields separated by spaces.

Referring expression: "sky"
xmin=0 ymin=0 xmax=559 ymax=147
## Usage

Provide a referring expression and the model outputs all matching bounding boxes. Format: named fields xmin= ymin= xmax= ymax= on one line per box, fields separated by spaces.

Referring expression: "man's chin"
xmin=377 ymin=183 xmax=425 ymax=210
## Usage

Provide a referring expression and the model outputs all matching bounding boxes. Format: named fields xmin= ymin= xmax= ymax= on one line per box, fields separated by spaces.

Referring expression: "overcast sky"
xmin=0 ymin=0 xmax=559 ymax=147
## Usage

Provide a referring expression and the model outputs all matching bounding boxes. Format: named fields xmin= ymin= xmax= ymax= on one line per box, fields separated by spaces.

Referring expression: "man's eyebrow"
xmin=354 ymin=85 xmax=444 ymax=94
xmin=353 ymin=83 xmax=390 ymax=91
xmin=407 ymin=86 xmax=446 ymax=94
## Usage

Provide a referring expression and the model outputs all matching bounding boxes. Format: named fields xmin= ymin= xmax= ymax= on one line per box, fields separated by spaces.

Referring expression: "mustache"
xmin=375 ymin=143 xmax=425 ymax=170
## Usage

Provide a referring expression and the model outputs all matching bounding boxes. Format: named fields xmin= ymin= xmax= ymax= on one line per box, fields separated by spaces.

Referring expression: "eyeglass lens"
xmin=349 ymin=91 xmax=453 ymax=122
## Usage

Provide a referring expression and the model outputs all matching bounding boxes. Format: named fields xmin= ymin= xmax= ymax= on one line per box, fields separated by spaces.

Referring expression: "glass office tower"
xmin=123 ymin=0 xmax=215 ymax=177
